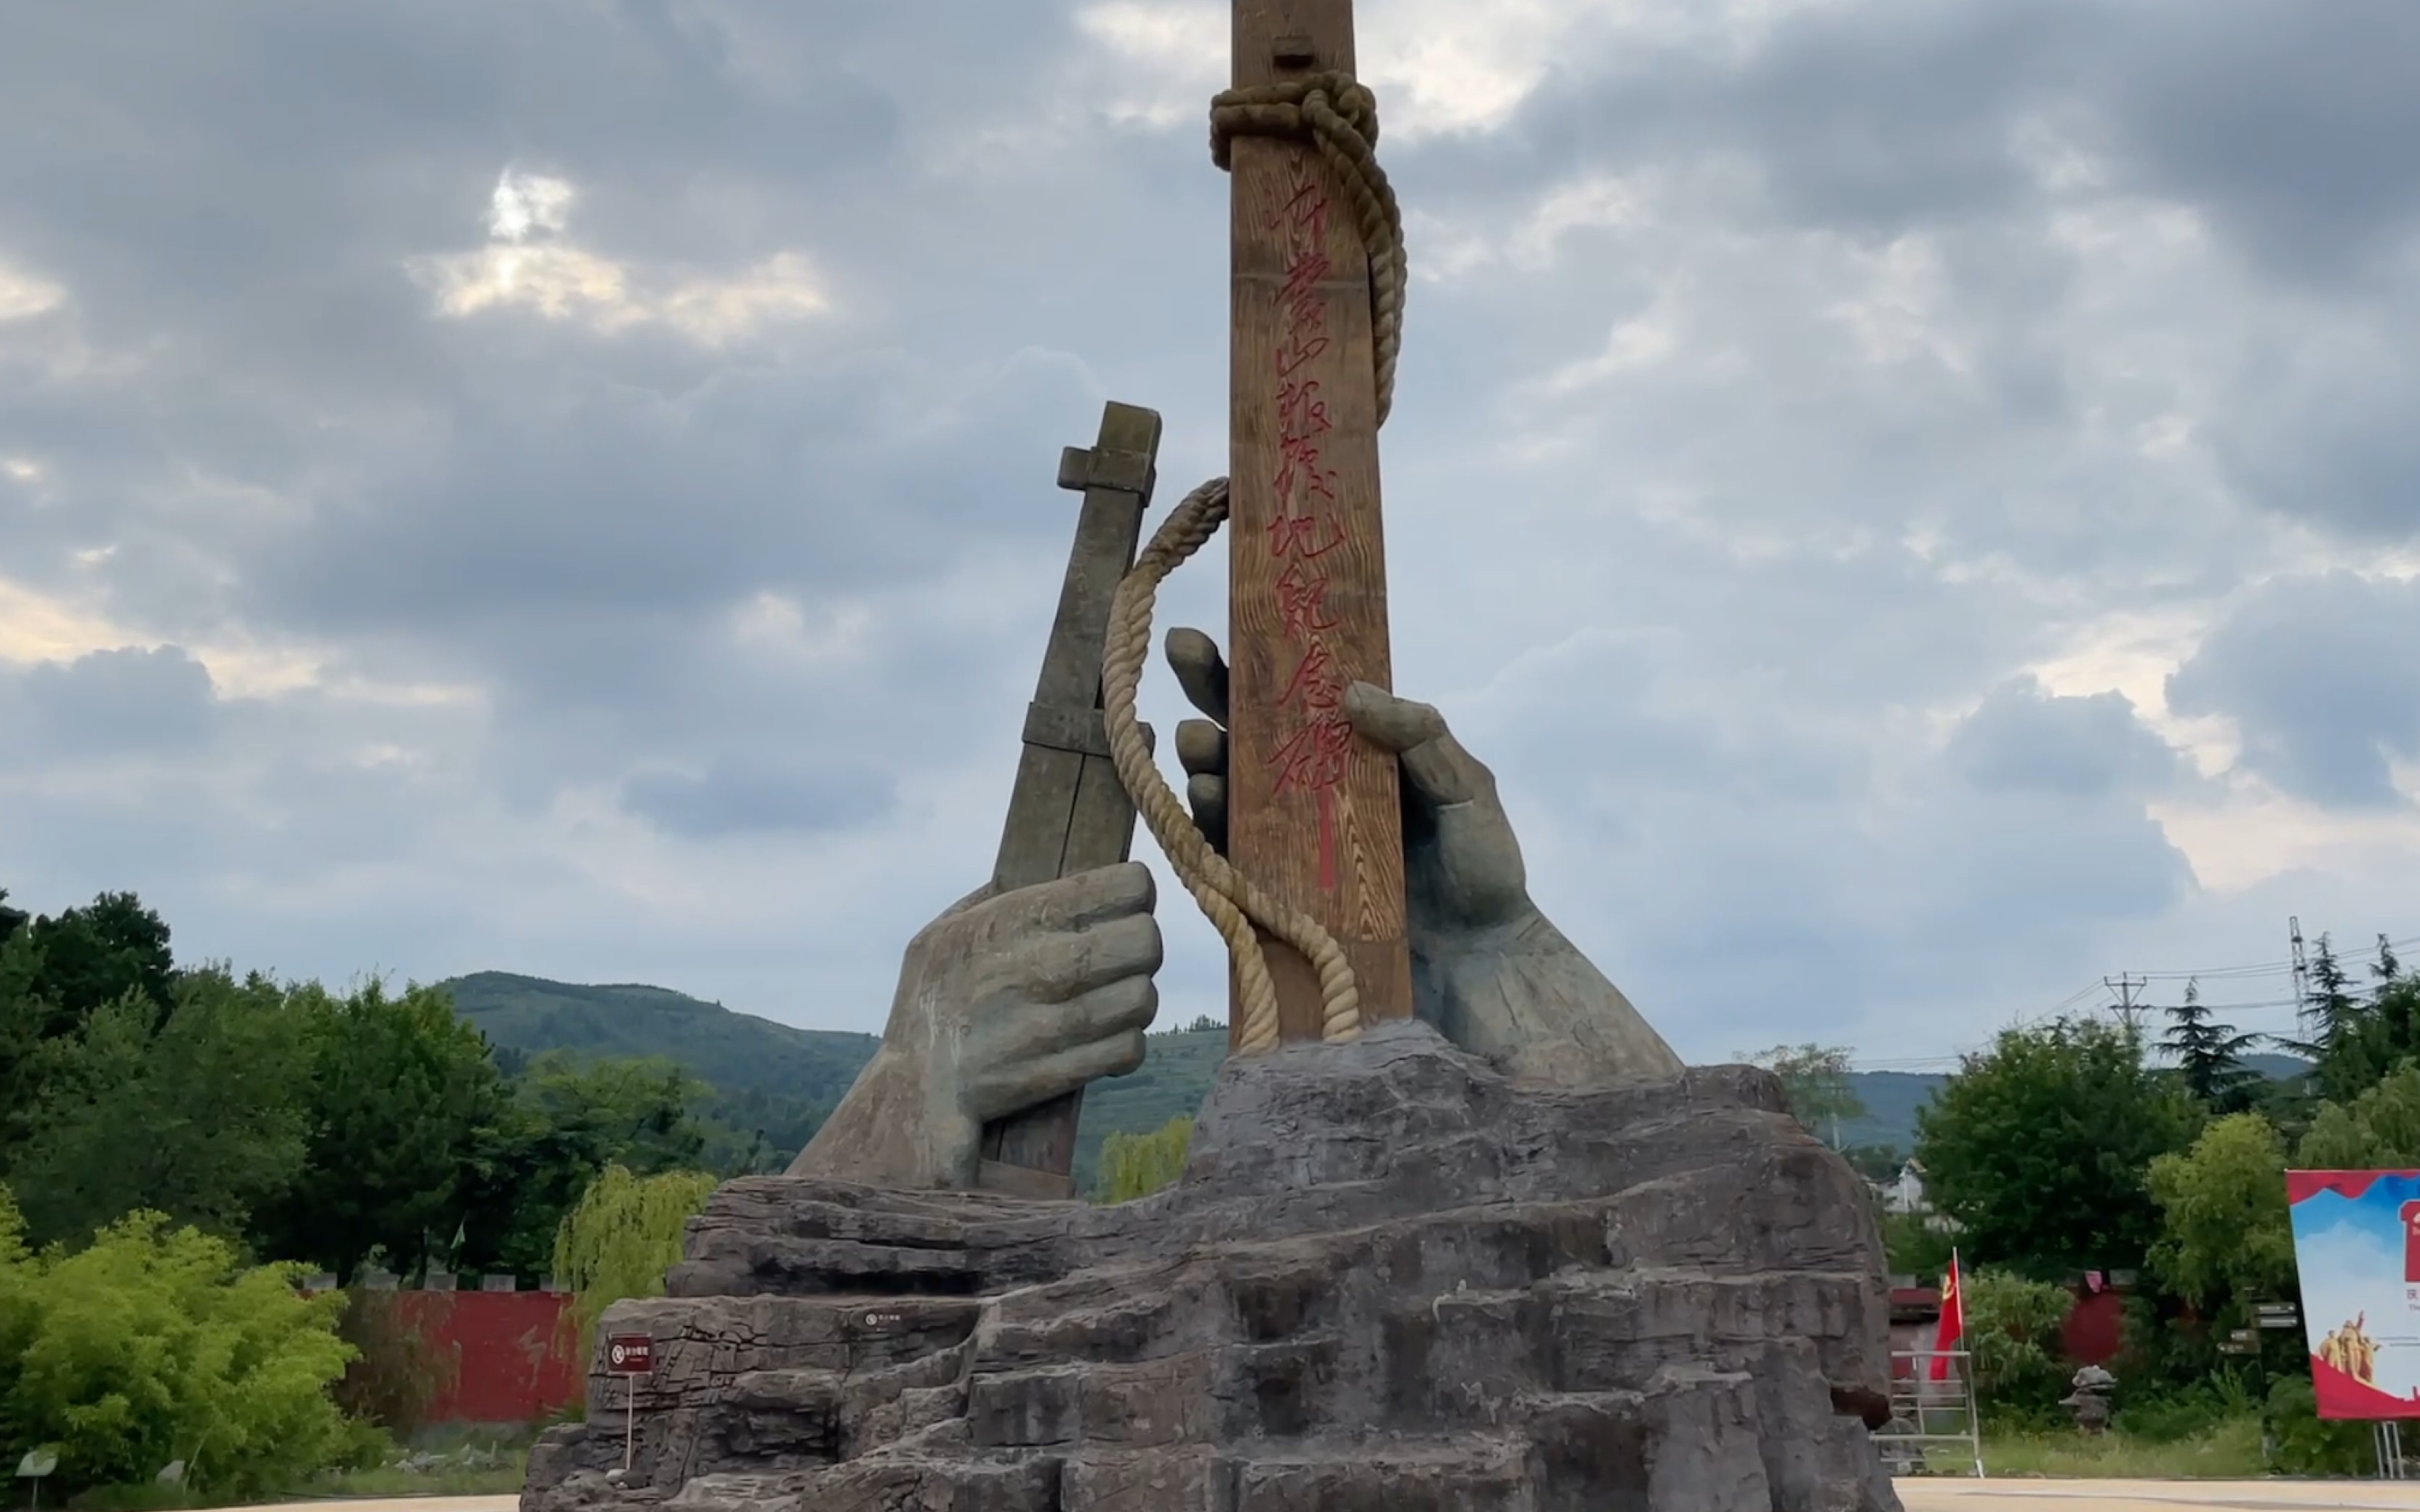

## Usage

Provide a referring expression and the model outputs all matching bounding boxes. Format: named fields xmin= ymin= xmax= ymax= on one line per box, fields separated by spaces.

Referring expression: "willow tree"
xmin=552 ymin=1164 xmax=718 ymax=1350
xmin=1097 ymin=1117 xmax=1193 ymax=1204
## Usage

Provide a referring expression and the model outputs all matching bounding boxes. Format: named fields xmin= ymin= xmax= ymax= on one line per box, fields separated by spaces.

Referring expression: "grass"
xmin=1979 ymin=1415 xmax=2267 ymax=1479
xmin=296 ymin=1458 xmax=529 ymax=1500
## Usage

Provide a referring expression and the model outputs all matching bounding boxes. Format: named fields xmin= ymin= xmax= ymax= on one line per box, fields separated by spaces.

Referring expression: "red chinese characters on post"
xmin=1260 ymin=157 xmax=1356 ymax=893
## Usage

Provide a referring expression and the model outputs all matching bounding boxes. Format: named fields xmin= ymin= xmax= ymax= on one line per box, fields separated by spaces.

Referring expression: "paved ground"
xmin=1899 ymin=1481 xmax=2420 ymax=1511
xmin=269 ymin=1482 xmax=2420 ymax=1512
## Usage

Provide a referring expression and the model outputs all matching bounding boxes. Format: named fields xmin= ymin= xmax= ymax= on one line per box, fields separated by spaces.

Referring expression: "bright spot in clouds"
xmin=407 ymin=169 xmax=829 ymax=345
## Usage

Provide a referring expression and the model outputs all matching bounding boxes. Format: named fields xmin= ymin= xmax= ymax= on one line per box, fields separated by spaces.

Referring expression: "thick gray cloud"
xmin=1 ymin=0 xmax=2415 ymax=1069
xmin=0 ymin=646 xmax=220 ymax=763
xmin=2168 ymin=574 xmax=2420 ymax=810
xmin=622 ymin=759 xmax=895 ymax=840
xmin=1947 ymin=678 xmax=2186 ymax=800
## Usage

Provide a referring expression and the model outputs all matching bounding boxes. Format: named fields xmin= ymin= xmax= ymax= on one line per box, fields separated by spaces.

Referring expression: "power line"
xmin=2104 ymin=973 xmax=2148 ymax=1033
xmin=2116 ymin=931 xmax=2420 ymax=984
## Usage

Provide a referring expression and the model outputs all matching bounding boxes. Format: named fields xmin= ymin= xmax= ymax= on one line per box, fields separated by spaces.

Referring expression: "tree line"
xmin=0 ymin=885 xmax=822 ymax=1286
xmin=1867 ymin=929 xmax=2415 ymax=1463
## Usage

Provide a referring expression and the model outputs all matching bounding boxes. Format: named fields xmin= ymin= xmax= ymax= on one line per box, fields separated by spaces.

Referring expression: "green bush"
xmin=329 ymin=1289 xmax=454 ymax=1439
xmin=2265 ymin=1375 xmax=2374 ymax=1476
xmin=1097 ymin=1117 xmax=1192 ymax=1204
xmin=1964 ymin=1269 xmax=2074 ymax=1425
xmin=0 ymin=1186 xmax=356 ymax=1501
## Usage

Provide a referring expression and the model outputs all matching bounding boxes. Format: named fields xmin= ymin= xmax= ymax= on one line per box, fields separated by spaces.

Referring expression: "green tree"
xmin=2144 ymin=1111 xmax=2296 ymax=1313
xmin=0 ymin=1187 xmax=356 ymax=1500
xmin=1742 ymin=1043 xmax=1867 ymax=1147
xmin=1915 ymin=1016 xmax=2200 ymax=1279
xmin=2161 ymin=979 xmax=2260 ymax=1114
xmin=4 ymin=971 xmax=312 ymax=1251
xmin=1097 ymin=1116 xmax=1193 ymax=1202
xmin=2297 ymin=1061 xmax=2420 ymax=1169
xmin=1963 ymin=1268 xmax=2075 ymax=1419
xmin=0 ymin=927 xmax=55 ymax=1159
xmin=255 ymin=979 xmax=507 ymax=1282
xmin=1882 ymin=1208 xmax=1957 ymax=1280
xmin=552 ymin=1164 xmax=718 ymax=1348
xmin=17 ymin=891 xmax=177 ymax=1038
xmin=2291 ymin=933 xmax=2375 ymax=1101
xmin=453 ymin=1053 xmax=709 ymax=1278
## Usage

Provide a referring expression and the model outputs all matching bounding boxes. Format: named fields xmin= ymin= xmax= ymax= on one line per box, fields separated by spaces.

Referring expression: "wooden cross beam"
xmin=1225 ymin=0 xmax=1412 ymax=1047
xmin=974 ymin=401 xmax=1162 ymax=1200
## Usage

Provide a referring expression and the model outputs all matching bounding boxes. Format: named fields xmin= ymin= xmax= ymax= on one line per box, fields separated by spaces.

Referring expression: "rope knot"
xmin=1206 ymin=70 xmax=1407 ymax=428
xmin=1208 ymin=71 xmax=1379 ymax=169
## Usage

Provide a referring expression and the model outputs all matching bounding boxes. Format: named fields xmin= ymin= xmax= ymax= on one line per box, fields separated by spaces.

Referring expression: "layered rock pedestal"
xmin=522 ymin=1022 xmax=1904 ymax=1511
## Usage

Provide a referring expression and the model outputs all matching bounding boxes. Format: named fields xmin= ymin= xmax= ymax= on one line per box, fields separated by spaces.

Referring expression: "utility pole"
xmin=2104 ymin=973 xmax=2147 ymax=1035
xmin=2290 ymin=916 xmax=2312 ymax=1019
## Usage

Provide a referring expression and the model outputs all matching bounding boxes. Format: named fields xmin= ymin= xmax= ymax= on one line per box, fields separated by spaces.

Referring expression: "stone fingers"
xmin=1165 ymin=626 xmax=1230 ymax=725
xmin=1341 ymin=680 xmax=1529 ymax=925
xmin=1015 ymin=912 xmax=1164 ymax=1003
xmin=1176 ymin=717 xmax=1228 ymax=854
xmin=981 ymin=859 xmax=1156 ymax=939
xmin=1342 ymin=681 xmax=1496 ymax=808
xmin=963 ymin=978 xmax=1156 ymax=1119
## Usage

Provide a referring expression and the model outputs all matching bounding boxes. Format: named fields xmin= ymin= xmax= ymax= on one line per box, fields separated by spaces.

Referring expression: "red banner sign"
xmin=605 ymin=1334 xmax=655 ymax=1375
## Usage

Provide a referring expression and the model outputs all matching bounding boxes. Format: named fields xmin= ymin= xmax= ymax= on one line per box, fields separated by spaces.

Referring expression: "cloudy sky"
xmin=4 ymin=0 xmax=2417 ymax=1069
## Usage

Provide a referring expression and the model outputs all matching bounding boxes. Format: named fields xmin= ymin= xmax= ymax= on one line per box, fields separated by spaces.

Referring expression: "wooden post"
xmin=974 ymin=402 xmax=1162 ymax=1199
xmin=1225 ymin=0 xmax=1411 ymax=1047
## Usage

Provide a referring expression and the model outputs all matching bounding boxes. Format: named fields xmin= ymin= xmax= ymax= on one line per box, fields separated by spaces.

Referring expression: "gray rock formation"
xmin=523 ymin=1021 xmax=1904 ymax=1511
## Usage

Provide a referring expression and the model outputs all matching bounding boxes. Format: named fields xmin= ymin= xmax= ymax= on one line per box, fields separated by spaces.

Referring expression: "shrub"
xmin=0 ymin=1187 xmax=356 ymax=1500
xmin=1963 ymin=1269 xmax=2074 ymax=1425
xmin=329 ymin=1289 xmax=455 ymax=1440
xmin=2265 ymin=1375 xmax=2374 ymax=1476
xmin=1097 ymin=1117 xmax=1192 ymax=1204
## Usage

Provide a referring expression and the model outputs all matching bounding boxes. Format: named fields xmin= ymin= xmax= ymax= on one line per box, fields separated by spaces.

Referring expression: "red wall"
xmin=376 ymin=1291 xmax=585 ymax=1425
xmin=2061 ymin=1287 xmax=2125 ymax=1366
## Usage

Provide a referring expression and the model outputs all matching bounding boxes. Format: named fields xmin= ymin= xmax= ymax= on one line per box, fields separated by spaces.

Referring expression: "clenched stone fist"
xmin=793 ymin=630 xmax=1686 ymax=1191
xmin=787 ymin=862 xmax=1161 ymax=1189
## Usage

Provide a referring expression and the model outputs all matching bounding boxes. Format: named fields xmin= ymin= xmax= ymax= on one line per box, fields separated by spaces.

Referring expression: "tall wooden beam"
xmin=1226 ymin=0 xmax=1411 ymax=1047
xmin=975 ymin=402 xmax=1161 ymax=1199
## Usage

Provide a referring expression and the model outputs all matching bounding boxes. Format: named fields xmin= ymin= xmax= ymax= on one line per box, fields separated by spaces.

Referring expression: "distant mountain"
xmin=443 ymin=970 xmax=881 ymax=1111
xmin=1833 ymin=1071 xmax=1945 ymax=1154
xmin=439 ymin=972 xmax=2321 ymax=1191
xmin=436 ymin=971 xmax=1219 ymax=1189
xmin=2243 ymin=1051 xmax=2314 ymax=1081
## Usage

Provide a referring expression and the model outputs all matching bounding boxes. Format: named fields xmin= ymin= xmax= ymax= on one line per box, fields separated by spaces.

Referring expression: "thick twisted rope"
xmin=1098 ymin=75 xmax=1403 ymax=1055
xmin=1210 ymin=71 xmax=1408 ymax=425
xmin=1102 ymin=478 xmax=1361 ymax=1054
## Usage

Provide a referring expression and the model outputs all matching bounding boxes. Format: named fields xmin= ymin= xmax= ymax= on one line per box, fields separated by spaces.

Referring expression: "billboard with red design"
xmin=2287 ymin=1170 xmax=2420 ymax=1419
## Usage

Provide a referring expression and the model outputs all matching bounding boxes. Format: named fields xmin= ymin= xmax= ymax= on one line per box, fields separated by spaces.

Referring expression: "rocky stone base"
xmin=522 ymin=1021 xmax=1904 ymax=1511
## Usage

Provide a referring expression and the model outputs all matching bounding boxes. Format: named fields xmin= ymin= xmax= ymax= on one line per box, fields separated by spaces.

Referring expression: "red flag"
xmin=1929 ymin=1252 xmax=1964 ymax=1382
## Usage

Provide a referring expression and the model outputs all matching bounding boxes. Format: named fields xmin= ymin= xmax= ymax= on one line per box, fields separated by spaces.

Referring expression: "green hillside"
xmin=441 ymin=970 xmax=879 ymax=1109
xmin=436 ymin=970 xmax=1225 ymax=1189
xmin=438 ymin=970 xmax=2045 ymax=1191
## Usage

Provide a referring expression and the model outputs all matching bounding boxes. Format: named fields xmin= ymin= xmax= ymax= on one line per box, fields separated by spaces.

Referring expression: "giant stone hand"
xmin=1165 ymin=627 xmax=1683 ymax=1085
xmin=785 ymin=863 xmax=1161 ymax=1189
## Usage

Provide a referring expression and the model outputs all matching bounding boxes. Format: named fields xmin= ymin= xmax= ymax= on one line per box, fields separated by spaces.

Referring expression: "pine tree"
xmin=2162 ymin=978 xmax=2259 ymax=1113
xmin=2293 ymin=933 xmax=2376 ymax=1101
xmin=2370 ymin=933 xmax=2419 ymax=1072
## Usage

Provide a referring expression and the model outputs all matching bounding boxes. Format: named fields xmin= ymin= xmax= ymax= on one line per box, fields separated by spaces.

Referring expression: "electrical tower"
xmin=2291 ymin=916 xmax=2312 ymax=1027
xmin=2104 ymin=973 xmax=2148 ymax=1034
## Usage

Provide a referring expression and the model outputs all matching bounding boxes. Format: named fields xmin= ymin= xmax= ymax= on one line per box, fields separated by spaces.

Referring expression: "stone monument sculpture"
xmin=518 ymin=2 xmax=1903 ymax=1506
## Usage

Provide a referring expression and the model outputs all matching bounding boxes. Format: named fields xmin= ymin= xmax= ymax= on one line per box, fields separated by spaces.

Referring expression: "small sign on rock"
xmin=606 ymin=1334 xmax=655 ymax=1375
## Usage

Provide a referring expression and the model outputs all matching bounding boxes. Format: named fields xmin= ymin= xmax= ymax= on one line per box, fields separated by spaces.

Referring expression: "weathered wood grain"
xmin=1226 ymin=0 xmax=1411 ymax=1046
